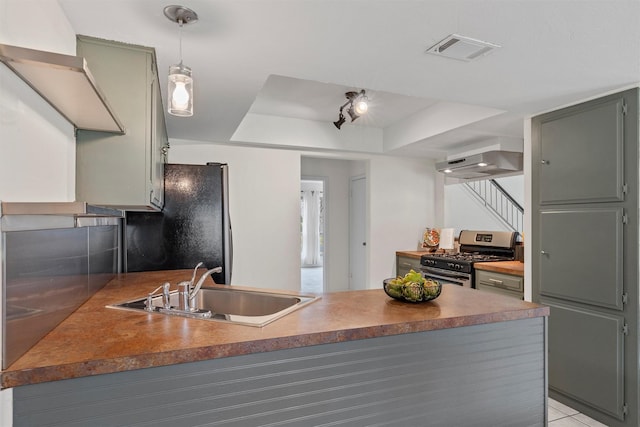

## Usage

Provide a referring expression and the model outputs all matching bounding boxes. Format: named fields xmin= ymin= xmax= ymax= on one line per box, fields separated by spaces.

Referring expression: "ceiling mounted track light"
xmin=333 ymin=89 xmax=368 ymax=129
xmin=164 ymin=5 xmax=198 ymax=117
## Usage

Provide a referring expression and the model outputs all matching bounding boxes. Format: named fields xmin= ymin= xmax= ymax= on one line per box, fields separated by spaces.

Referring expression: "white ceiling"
xmin=58 ymin=0 xmax=640 ymax=159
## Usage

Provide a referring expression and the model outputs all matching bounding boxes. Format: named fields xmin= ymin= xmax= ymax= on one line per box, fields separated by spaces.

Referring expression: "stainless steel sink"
xmin=107 ymin=287 xmax=320 ymax=327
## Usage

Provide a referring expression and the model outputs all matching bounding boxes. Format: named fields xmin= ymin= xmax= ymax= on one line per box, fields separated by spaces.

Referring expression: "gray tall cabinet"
xmin=532 ymin=88 xmax=639 ymax=427
xmin=75 ymin=36 xmax=168 ymax=210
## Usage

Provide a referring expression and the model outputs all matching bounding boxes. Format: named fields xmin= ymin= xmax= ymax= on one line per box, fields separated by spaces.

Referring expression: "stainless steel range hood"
xmin=436 ymin=151 xmax=523 ymax=179
xmin=0 ymin=43 xmax=125 ymax=134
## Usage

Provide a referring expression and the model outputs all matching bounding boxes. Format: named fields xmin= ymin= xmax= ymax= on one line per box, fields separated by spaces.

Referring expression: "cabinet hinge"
xmin=622 ymin=212 xmax=628 ymax=224
xmin=622 ymin=323 xmax=629 ymax=336
xmin=622 ymin=183 xmax=628 ymax=194
xmin=622 ymin=292 xmax=628 ymax=304
xmin=622 ymin=102 xmax=628 ymax=115
xmin=623 ymin=403 xmax=628 ymax=415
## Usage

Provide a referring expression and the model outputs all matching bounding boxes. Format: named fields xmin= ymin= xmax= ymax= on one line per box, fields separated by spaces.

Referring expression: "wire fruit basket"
xmin=383 ymin=277 xmax=442 ymax=303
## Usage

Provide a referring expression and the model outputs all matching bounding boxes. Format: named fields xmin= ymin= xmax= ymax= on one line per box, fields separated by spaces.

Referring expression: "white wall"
xmin=369 ymin=156 xmax=438 ymax=284
xmin=494 ymin=175 xmax=524 ymax=205
xmin=301 ymin=157 xmax=351 ymax=292
xmin=0 ymin=1 xmax=78 ymax=422
xmin=0 ymin=0 xmax=77 ymax=202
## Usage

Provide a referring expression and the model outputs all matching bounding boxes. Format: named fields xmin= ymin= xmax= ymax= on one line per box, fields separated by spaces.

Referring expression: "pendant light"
xmin=164 ymin=5 xmax=198 ymax=117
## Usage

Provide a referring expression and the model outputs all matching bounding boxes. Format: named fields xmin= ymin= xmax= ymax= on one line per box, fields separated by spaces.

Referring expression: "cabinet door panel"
xmin=76 ymin=36 xmax=165 ymax=210
xmin=539 ymin=208 xmax=623 ymax=310
xmin=543 ymin=299 xmax=625 ymax=420
xmin=538 ymin=97 xmax=624 ymax=204
xmin=76 ymin=40 xmax=149 ymax=206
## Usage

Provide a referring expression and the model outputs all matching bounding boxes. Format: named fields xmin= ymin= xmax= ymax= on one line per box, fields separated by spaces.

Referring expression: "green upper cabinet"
xmin=75 ymin=36 xmax=168 ymax=210
xmin=535 ymin=95 xmax=625 ymax=205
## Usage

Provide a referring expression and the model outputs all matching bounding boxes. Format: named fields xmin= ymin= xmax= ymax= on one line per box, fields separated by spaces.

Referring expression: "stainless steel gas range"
xmin=420 ymin=230 xmax=518 ymax=288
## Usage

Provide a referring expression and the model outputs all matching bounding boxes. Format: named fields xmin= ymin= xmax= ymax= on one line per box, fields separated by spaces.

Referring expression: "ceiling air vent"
xmin=426 ymin=34 xmax=500 ymax=61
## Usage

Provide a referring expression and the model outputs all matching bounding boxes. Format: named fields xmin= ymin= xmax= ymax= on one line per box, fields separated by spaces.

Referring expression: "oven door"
xmin=420 ymin=266 xmax=472 ymax=288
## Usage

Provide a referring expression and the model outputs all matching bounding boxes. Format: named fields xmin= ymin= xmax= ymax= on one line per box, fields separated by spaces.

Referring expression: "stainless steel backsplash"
xmin=1 ymin=203 xmax=122 ymax=369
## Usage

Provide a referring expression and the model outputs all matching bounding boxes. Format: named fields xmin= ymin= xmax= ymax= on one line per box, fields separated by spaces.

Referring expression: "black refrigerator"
xmin=124 ymin=163 xmax=232 ymax=284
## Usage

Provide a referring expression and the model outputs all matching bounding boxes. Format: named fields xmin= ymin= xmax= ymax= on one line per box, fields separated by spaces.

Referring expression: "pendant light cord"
xmin=177 ymin=19 xmax=184 ymax=64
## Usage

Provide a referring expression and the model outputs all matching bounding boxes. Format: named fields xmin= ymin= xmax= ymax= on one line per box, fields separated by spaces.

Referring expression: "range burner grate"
xmin=423 ymin=253 xmax=512 ymax=263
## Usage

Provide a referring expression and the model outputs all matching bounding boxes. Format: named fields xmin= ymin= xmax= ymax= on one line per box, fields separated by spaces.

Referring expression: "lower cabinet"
xmin=475 ymin=269 xmax=524 ymax=299
xmin=396 ymin=254 xmax=422 ymax=277
xmin=543 ymin=298 xmax=626 ymax=421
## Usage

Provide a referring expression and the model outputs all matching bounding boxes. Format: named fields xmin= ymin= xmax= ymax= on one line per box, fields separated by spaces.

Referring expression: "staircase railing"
xmin=464 ymin=179 xmax=523 ymax=232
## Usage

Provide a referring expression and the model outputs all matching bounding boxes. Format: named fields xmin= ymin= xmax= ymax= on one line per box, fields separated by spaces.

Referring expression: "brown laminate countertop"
xmin=1 ymin=269 xmax=546 ymax=389
xmin=396 ymin=250 xmax=433 ymax=259
xmin=475 ymin=261 xmax=525 ymax=277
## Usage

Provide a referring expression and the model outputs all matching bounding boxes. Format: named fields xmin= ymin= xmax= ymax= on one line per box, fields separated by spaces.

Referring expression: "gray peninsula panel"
xmin=14 ymin=317 xmax=546 ymax=427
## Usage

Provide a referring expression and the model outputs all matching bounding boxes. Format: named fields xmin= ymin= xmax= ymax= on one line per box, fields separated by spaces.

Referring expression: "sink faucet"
xmin=177 ymin=263 xmax=223 ymax=312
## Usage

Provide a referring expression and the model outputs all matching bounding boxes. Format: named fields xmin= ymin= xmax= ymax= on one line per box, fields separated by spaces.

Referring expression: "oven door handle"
xmin=438 ymin=273 xmax=470 ymax=281
xmin=420 ymin=269 xmax=468 ymax=281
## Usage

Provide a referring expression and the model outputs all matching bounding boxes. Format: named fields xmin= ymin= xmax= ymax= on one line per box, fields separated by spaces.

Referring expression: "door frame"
xmin=349 ymin=174 xmax=367 ymax=290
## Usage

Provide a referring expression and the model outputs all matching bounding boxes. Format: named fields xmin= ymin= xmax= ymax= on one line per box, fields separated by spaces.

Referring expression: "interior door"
xmin=349 ymin=176 xmax=367 ymax=290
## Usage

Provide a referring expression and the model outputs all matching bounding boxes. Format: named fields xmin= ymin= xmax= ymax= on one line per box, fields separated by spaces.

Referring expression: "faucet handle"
xmin=162 ymin=282 xmax=171 ymax=309
xmin=190 ymin=262 xmax=204 ymax=285
xmin=188 ymin=267 xmax=223 ymax=308
xmin=177 ymin=281 xmax=191 ymax=311
xmin=145 ymin=294 xmax=155 ymax=312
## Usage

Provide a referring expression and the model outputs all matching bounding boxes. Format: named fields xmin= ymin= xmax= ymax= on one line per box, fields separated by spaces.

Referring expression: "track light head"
xmin=333 ymin=89 xmax=368 ymax=129
xmin=354 ymin=97 xmax=368 ymax=115
xmin=347 ymin=105 xmax=360 ymax=122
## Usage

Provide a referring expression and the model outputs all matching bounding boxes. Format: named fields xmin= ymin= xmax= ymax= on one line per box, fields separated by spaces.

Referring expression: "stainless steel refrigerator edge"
xmin=124 ymin=163 xmax=232 ymax=284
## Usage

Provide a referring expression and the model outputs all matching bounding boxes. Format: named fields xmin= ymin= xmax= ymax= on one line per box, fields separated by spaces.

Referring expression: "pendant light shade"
xmin=164 ymin=5 xmax=198 ymax=117
xmin=168 ymin=62 xmax=193 ymax=117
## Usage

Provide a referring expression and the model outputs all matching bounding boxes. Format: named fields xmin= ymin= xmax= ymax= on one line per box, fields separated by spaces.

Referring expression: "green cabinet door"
xmin=537 ymin=96 xmax=625 ymax=205
xmin=539 ymin=207 xmax=624 ymax=310
xmin=76 ymin=36 xmax=167 ymax=209
xmin=544 ymin=299 xmax=625 ymax=420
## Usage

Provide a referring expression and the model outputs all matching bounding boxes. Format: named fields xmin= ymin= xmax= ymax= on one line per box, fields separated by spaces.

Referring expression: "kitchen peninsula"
xmin=4 ymin=270 xmax=549 ymax=426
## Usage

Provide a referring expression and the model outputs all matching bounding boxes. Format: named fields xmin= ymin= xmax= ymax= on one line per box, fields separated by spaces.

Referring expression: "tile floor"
xmin=549 ymin=398 xmax=608 ymax=426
